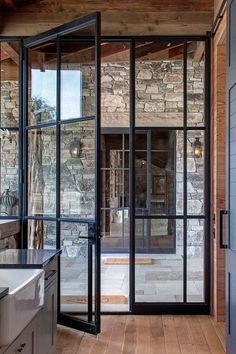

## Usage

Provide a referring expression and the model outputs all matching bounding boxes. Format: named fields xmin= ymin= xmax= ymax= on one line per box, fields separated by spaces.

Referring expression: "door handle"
xmin=219 ymin=209 xmax=228 ymax=249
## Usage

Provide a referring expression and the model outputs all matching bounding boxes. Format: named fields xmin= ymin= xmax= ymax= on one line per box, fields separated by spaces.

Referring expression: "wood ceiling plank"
xmin=0 ymin=0 xmax=213 ymax=13
xmin=0 ymin=11 xmax=214 ymax=36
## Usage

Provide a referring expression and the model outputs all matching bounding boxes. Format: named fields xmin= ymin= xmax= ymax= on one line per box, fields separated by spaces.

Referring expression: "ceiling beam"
xmin=193 ymin=41 xmax=205 ymax=62
xmin=1 ymin=42 xmax=19 ymax=64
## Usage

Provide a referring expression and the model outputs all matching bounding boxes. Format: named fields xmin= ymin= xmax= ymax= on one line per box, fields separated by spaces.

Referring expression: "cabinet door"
xmin=37 ymin=281 xmax=57 ymax=354
xmin=4 ymin=320 xmax=36 ymax=354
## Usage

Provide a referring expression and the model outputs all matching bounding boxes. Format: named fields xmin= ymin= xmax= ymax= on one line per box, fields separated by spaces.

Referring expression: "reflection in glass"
xmin=0 ymin=42 xmax=20 ymax=127
xmin=28 ymin=220 xmax=56 ymax=249
xmin=0 ymin=132 xmax=19 ymax=216
xmin=135 ymin=219 xmax=183 ymax=302
xmin=28 ymin=127 xmax=56 ymax=216
xmin=60 ymin=120 xmax=95 ymax=218
xmin=187 ymin=219 xmax=204 ymax=302
xmin=28 ymin=42 xmax=57 ymax=125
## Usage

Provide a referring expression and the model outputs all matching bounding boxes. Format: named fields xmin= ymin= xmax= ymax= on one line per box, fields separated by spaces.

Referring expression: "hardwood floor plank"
xmin=135 ymin=315 xmax=151 ymax=354
xmin=198 ymin=316 xmax=225 ymax=354
xmin=122 ymin=315 xmax=137 ymax=354
xmin=56 ymin=315 xmax=225 ymax=354
xmin=105 ymin=315 xmax=127 ymax=354
xmin=162 ymin=315 xmax=181 ymax=354
xmin=150 ymin=316 xmax=166 ymax=354
xmin=210 ymin=318 xmax=226 ymax=352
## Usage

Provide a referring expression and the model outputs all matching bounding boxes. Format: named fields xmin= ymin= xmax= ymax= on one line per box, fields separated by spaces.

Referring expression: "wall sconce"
xmin=69 ymin=139 xmax=81 ymax=158
xmin=193 ymin=137 xmax=203 ymax=158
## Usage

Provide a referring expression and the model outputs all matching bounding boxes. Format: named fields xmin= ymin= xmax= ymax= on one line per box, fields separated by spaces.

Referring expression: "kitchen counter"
xmin=0 ymin=249 xmax=61 ymax=269
xmin=0 ymin=288 xmax=8 ymax=300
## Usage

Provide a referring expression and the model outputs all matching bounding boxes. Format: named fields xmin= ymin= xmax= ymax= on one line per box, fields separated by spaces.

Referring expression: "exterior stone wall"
xmin=0 ymin=59 xmax=205 ymax=257
xmin=0 ymin=81 xmax=19 ymax=215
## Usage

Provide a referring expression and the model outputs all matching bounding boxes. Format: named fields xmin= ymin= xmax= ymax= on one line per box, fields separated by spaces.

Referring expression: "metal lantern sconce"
xmin=69 ymin=139 xmax=81 ymax=158
xmin=193 ymin=137 xmax=203 ymax=158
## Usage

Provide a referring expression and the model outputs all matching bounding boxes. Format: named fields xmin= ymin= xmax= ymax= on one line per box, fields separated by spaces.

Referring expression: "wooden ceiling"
xmin=0 ymin=0 xmax=214 ymax=36
xmin=0 ymin=0 xmax=33 ymax=10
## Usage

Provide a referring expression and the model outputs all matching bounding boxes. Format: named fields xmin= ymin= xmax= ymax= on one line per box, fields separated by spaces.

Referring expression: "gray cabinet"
xmin=4 ymin=317 xmax=37 ymax=354
xmin=4 ymin=259 xmax=58 ymax=354
xmin=36 ymin=272 xmax=57 ymax=354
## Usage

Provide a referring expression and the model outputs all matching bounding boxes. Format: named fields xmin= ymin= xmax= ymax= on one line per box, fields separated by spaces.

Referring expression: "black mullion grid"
xmin=22 ymin=44 xmax=28 ymax=248
xmin=130 ymin=39 xmax=135 ymax=312
xmin=56 ymin=36 xmax=61 ymax=249
xmin=19 ymin=39 xmax=24 ymax=241
xmin=183 ymin=41 xmax=188 ymax=304
xmin=56 ymin=36 xmax=61 ymax=316
xmin=135 ymin=126 xmax=206 ymax=131
xmin=94 ymin=11 xmax=101 ymax=333
xmin=204 ymin=37 xmax=211 ymax=307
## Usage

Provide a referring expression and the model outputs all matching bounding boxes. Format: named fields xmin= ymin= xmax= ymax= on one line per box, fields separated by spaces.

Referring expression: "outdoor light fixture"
xmin=193 ymin=137 xmax=203 ymax=158
xmin=69 ymin=139 xmax=81 ymax=158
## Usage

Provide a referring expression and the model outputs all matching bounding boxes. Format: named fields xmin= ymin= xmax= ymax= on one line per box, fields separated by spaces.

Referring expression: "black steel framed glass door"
xmin=23 ymin=12 xmax=101 ymax=334
xmin=130 ymin=38 xmax=210 ymax=313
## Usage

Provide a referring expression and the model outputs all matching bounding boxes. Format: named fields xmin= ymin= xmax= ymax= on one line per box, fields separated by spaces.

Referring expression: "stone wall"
xmin=0 ymin=81 xmax=19 ymax=215
xmin=0 ymin=59 xmax=205 ymax=257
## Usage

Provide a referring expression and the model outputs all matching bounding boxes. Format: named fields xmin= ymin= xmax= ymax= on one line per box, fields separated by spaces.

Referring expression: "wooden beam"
xmin=194 ymin=41 xmax=205 ymax=62
xmin=1 ymin=42 xmax=19 ymax=64
xmin=0 ymin=9 xmax=213 ymax=36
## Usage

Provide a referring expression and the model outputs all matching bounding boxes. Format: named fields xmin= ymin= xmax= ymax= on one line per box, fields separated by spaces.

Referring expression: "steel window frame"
xmin=129 ymin=36 xmax=211 ymax=314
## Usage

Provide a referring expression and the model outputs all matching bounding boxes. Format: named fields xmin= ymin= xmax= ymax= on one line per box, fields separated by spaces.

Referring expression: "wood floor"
xmin=56 ymin=315 xmax=226 ymax=354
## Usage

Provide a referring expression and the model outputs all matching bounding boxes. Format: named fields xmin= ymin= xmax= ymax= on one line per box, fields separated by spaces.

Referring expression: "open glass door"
xmin=23 ymin=12 xmax=101 ymax=334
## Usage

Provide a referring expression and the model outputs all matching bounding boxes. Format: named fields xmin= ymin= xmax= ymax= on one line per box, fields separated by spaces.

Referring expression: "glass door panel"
xmin=24 ymin=12 xmax=101 ymax=334
xmin=132 ymin=39 xmax=209 ymax=312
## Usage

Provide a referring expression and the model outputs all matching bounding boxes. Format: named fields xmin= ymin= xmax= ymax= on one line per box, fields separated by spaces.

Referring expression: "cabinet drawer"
xmin=4 ymin=318 xmax=36 ymax=354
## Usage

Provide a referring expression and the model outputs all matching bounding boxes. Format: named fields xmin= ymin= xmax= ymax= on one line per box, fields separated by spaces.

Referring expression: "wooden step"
xmin=103 ymin=257 xmax=153 ymax=265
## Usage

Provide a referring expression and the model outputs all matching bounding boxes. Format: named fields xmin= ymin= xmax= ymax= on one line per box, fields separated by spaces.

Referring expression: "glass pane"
xmin=187 ymin=131 xmax=205 ymax=215
xmin=135 ymin=130 xmax=183 ymax=216
xmin=187 ymin=42 xmax=205 ymax=127
xmin=60 ymin=222 xmax=90 ymax=319
xmin=0 ymin=131 xmax=19 ymax=216
xmin=187 ymin=218 xmax=204 ymax=302
xmin=101 ymin=209 xmax=124 ymax=248
xmin=0 ymin=42 xmax=20 ymax=127
xmin=135 ymin=150 xmax=147 ymax=214
xmin=101 ymin=170 xmax=123 ymax=209
xmin=101 ymin=134 xmax=123 ymax=168
xmin=135 ymin=41 xmax=183 ymax=127
xmin=60 ymin=38 xmax=95 ymax=120
xmin=60 ymin=120 xmax=95 ymax=218
xmin=28 ymin=126 xmax=56 ymax=216
xmin=28 ymin=220 xmax=56 ymax=249
xmin=101 ymin=42 xmax=130 ymax=128
xmin=135 ymin=219 xmax=183 ymax=302
xmin=28 ymin=42 xmax=57 ymax=125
